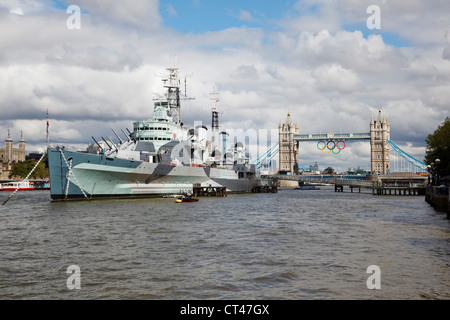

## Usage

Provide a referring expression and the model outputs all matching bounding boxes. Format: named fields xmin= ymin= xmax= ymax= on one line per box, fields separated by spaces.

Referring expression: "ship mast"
xmin=161 ymin=67 xmax=195 ymax=126
xmin=164 ymin=67 xmax=182 ymax=125
xmin=210 ymin=88 xmax=220 ymax=132
xmin=209 ymin=89 xmax=221 ymax=161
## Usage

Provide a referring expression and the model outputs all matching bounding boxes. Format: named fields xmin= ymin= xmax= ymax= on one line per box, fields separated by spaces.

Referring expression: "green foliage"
xmin=425 ymin=117 xmax=450 ymax=177
xmin=8 ymin=155 xmax=49 ymax=179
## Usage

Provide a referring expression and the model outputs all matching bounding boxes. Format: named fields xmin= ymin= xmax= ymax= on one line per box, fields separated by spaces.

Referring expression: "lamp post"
xmin=427 ymin=165 xmax=432 ymax=185
xmin=435 ymin=159 xmax=441 ymax=186
xmin=430 ymin=163 xmax=436 ymax=185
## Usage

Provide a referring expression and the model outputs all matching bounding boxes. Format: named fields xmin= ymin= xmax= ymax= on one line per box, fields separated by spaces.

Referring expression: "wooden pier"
xmin=334 ymin=175 xmax=427 ymax=196
xmin=193 ymin=185 xmax=227 ymax=197
xmin=251 ymin=185 xmax=278 ymax=193
xmin=191 ymin=177 xmax=278 ymax=197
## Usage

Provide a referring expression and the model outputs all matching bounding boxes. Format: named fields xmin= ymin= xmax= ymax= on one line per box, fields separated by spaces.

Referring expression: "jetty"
xmin=193 ymin=184 xmax=227 ymax=197
xmin=265 ymin=173 xmax=427 ymax=196
xmin=334 ymin=174 xmax=427 ymax=196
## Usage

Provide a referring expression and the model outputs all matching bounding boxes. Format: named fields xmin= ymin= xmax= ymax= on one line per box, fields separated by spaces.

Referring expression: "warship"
xmin=47 ymin=67 xmax=258 ymax=201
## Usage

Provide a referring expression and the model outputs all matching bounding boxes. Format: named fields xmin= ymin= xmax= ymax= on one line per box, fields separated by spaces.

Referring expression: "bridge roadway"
xmin=293 ymin=132 xmax=371 ymax=141
xmin=261 ymin=174 xmax=367 ymax=183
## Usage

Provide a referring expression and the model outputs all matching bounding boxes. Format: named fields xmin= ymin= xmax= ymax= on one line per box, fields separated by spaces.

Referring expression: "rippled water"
xmin=0 ymin=188 xmax=449 ymax=300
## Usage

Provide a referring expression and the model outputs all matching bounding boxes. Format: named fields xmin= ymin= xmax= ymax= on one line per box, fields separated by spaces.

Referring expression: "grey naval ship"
xmin=47 ymin=67 xmax=258 ymax=201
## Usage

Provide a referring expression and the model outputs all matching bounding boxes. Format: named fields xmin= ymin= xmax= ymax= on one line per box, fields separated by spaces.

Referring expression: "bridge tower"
xmin=370 ymin=109 xmax=390 ymax=174
xmin=278 ymin=112 xmax=299 ymax=174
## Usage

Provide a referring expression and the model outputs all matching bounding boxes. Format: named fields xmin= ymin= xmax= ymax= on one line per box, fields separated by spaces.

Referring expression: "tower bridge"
xmin=255 ymin=109 xmax=428 ymax=193
xmin=277 ymin=109 xmax=391 ymax=176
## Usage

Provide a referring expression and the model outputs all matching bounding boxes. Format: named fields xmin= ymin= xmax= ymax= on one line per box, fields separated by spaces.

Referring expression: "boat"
xmin=295 ymin=184 xmax=320 ymax=190
xmin=0 ymin=180 xmax=34 ymax=191
xmin=175 ymin=195 xmax=199 ymax=203
xmin=47 ymin=67 xmax=258 ymax=201
xmin=296 ymin=186 xmax=320 ymax=190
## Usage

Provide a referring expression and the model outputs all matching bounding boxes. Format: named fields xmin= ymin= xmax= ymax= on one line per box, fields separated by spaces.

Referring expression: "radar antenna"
xmin=209 ymin=87 xmax=220 ymax=132
xmin=154 ymin=67 xmax=195 ymax=126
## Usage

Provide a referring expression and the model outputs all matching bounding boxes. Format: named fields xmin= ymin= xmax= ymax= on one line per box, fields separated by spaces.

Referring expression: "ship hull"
xmin=47 ymin=148 xmax=256 ymax=201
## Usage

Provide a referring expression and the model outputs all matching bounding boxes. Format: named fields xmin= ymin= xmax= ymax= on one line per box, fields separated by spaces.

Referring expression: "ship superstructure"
xmin=47 ymin=67 xmax=257 ymax=201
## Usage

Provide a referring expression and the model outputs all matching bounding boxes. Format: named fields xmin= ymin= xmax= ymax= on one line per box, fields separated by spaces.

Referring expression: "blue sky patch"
xmin=160 ymin=0 xmax=292 ymax=33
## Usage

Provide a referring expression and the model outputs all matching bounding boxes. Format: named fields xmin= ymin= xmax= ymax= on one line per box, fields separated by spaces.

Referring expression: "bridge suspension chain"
xmin=386 ymin=139 xmax=427 ymax=172
xmin=254 ymin=142 xmax=279 ymax=170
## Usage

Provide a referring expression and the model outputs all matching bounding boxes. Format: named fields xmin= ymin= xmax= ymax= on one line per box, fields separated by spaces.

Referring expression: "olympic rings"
xmin=317 ymin=140 xmax=346 ymax=155
xmin=336 ymin=140 xmax=346 ymax=150
xmin=317 ymin=141 xmax=326 ymax=149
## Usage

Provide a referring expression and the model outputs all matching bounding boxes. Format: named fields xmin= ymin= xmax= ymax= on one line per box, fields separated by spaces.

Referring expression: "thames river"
xmin=0 ymin=188 xmax=449 ymax=300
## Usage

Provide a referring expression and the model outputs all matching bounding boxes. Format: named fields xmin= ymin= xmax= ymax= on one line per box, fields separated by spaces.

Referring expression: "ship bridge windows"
xmin=139 ymin=137 xmax=171 ymax=141
xmin=154 ymin=101 xmax=169 ymax=108
xmin=135 ymin=126 xmax=172 ymax=132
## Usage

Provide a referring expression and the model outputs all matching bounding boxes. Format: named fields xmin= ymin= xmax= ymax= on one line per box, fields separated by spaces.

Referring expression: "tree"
xmin=425 ymin=117 xmax=450 ymax=177
xmin=8 ymin=155 xmax=49 ymax=179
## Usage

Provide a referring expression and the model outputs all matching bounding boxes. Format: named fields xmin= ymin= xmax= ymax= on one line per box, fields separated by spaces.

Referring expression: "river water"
xmin=0 ymin=188 xmax=448 ymax=300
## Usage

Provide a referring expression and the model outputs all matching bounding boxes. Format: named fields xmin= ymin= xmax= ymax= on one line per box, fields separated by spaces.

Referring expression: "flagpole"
xmin=46 ymin=109 xmax=49 ymax=147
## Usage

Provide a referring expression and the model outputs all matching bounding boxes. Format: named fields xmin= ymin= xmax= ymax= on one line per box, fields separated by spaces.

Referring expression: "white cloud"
xmin=75 ymin=0 xmax=161 ymax=31
xmin=442 ymin=45 xmax=450 ymax=61
xmin=10 ymin=8 xmax=23 ymax=15
xmin=166 ymin=4 xmax=177 ymax=18
xmin=312 ymin=63 xmax=362 ymax=93
xmin=1 ymin=0 xmax=50 ymax=14
xmin=237 ymin=10 xmax=255 ymax=22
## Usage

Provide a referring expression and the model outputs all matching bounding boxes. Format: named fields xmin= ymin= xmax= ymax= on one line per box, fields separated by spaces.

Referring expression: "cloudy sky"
xmin=1 ymin=0 xmax=449 ymax=172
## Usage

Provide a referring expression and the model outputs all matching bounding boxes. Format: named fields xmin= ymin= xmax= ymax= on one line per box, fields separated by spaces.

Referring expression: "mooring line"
xmin=2 ymin=153 xmax=46 ymax=206
xmin=59 ymin=150 xmax=90 ymax=201
xmin=64 ymin=158 xmax=72 ymax=201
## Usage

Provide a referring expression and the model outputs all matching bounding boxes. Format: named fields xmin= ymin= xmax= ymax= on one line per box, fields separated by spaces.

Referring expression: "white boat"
xmin=0 ymin=180 xmax=34 ymax=191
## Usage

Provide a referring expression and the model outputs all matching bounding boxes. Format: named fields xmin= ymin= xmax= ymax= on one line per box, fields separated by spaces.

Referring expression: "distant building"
xmin=300 ymin=162 xmax=321 ymax=175
xmin=86 ymin=143 xmax=100 ymax=154
xmin=322 ymin=166 xmax=335 ymax=174
xmin=26 ymin=152 xmax=44 ymax=161
xmin=310 ymin=161 xmax=319 ymax=173
xmin=346 ymin=166 xmax=368 ymax=175
xmin=0 ymin=130 xmax=26 ymax=179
